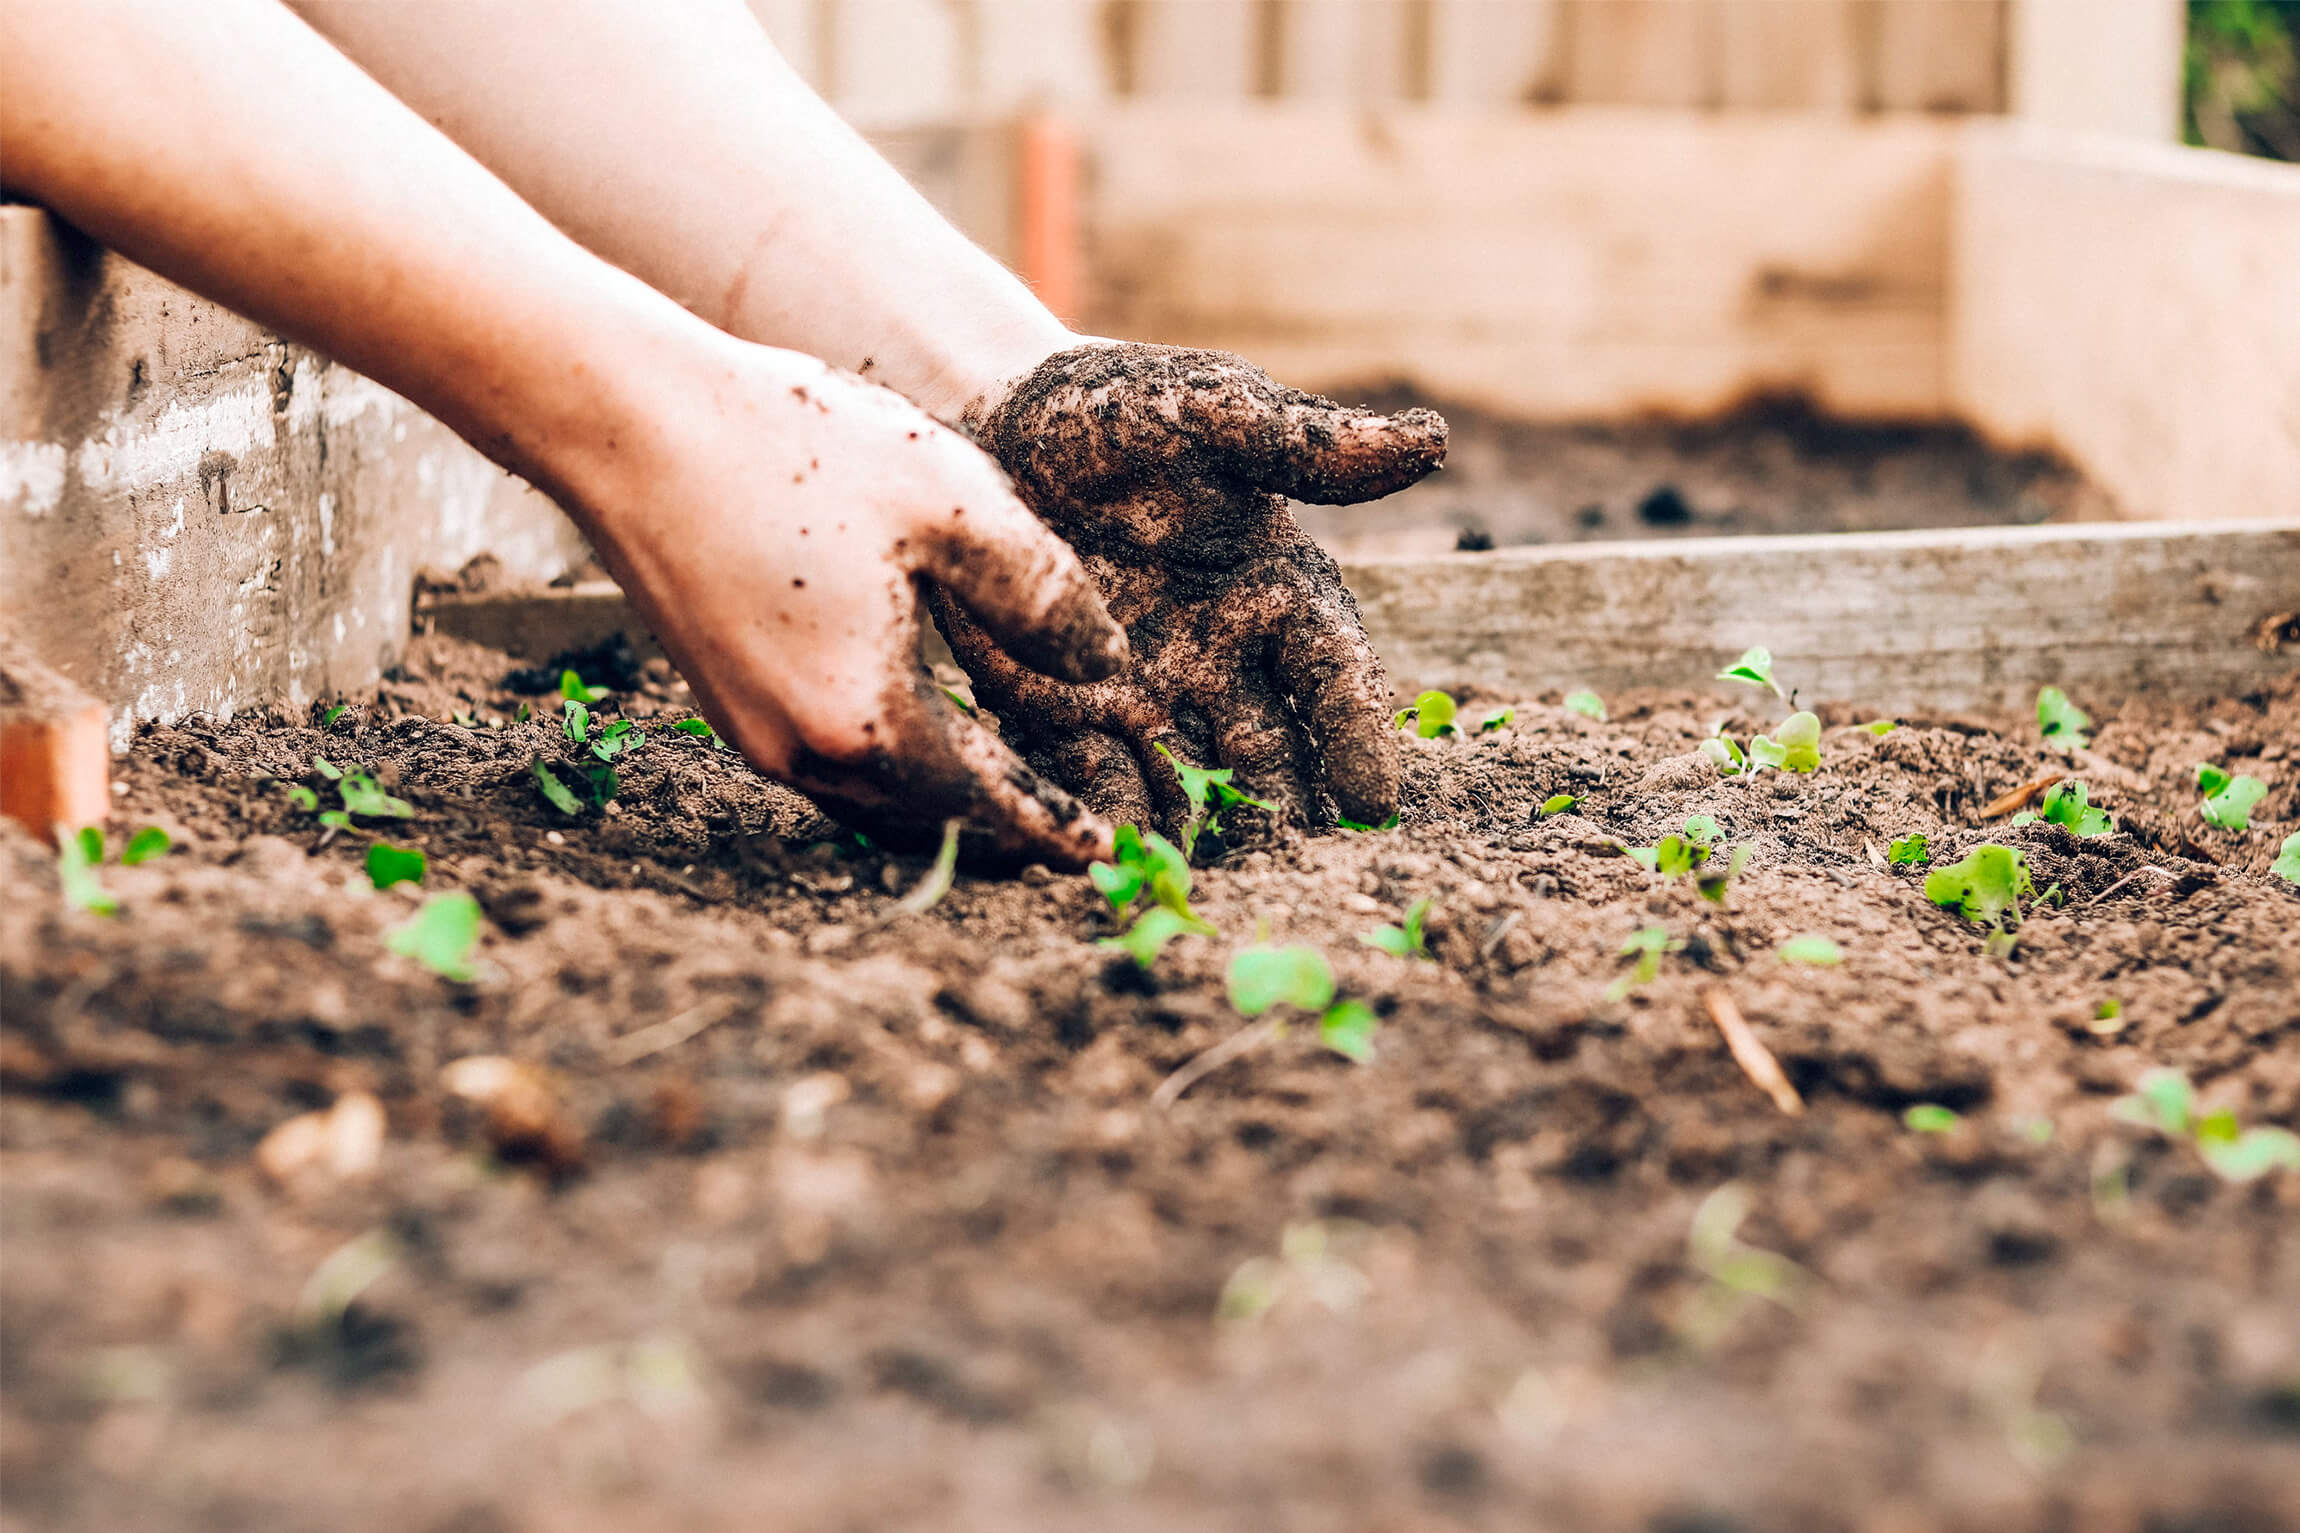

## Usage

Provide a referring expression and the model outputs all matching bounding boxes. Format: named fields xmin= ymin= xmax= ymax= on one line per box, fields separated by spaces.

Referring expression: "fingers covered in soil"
xmin=5 ymin=640 xmax=2300 ymax=1530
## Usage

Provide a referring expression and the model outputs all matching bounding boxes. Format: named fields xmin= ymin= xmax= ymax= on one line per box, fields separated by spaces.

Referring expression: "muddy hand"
xmin=931 ymin=342 xmax=1446 ymax=837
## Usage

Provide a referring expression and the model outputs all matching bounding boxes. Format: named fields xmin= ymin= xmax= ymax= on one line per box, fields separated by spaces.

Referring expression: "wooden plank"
xmin=2007 ymin=0 xmax=2181 ymax=140
xmin=1127 ymin=0 xmax=1261 ymax=98
xmin=1275 ymin=0 xmax=1418 ymax=101
xmin=1079 ymin=106 xmax=1954 ymax=419
xmin=822 ymin=0 xmax=967 ymax=127
xmin=1425 ymin=0 xmax=1564 ymax=105
xmin=1950 ymin=125 xmax=2300 ymax=526
xmin=419 ymin=523 xmax=2300 ymax=714
xmin=1864 ymin=0 xmax=2003 ymax=114
xmin=1717 ymin=0 xmax=1859 ymax=110
xmin=969 ymin=0 xmax=1110 ymax=109
xmin=1561 ymin=0 xmax=1717 ymax=107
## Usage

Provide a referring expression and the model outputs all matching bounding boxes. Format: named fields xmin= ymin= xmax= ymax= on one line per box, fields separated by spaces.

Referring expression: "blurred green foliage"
xmin=2186 ymin=1 xmax=2299 ymax=159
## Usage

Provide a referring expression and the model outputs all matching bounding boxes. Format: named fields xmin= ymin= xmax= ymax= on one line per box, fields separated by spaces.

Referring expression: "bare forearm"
xmin=0 ymin=0 xmax=703 ymax=508
xmin=289 ymin=0 xmax=1072 ymax=419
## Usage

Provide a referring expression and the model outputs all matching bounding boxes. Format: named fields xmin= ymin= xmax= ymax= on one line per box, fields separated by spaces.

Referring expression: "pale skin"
xmin=1 ymin=0 xmax=1440 ymax=867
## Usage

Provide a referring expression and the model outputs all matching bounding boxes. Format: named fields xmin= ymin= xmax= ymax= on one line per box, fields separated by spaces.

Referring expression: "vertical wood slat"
xmin=1424 ymin=0 xmax=1564 ymax=104
xmin=1275 ymin=0 xmax=1417 ymax=101
xmin=1864 ymin=0 xmax=2005 ymax=113
xmin=1127 ymin=0 xmax=1262 ymax=99
xmin=1716 ymin=0 xmax=1860 ymax=110
xmin=1560 ymin=0 xmax=1718 ymax=107
xmin=970 ymin=0 xmax=1112 ymax=110
xmin=821 ymin=0 xmax=968 ymax=125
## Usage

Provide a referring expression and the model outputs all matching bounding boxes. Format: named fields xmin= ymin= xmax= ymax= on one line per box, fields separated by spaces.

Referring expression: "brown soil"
xmin=1307 ymin=393 xmax=2120 ymax=559
xmin=5 ymin=634 xmax=2299 ymax=1533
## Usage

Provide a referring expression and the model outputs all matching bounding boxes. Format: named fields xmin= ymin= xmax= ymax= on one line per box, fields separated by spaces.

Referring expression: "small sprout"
xmin=1748 ymin=711 xmax=1822 ymax=773
xmin=562 ymin=699 xmax=591 ymax=742
xmin=2087 ymin=997 xmax=2127 ymax=1035
xmin=1923 ymin=844 xmax=2033 ymax=931
xmin=1100 ymin=905 xmax=1215 ymax=968
xmin=1682 ymin=815 xmax=1722 ymax=845
xmin=1394 ymin=689 xmax=1459 ymax=739
xmin=336 ymin=771 xmax=414 ymax=820
xmin=121 ymin=826 xmax=171 ymax=865
xmin=2112 ymin=1068 xmax=2300 ymax=1183
xmin=559 ymin=668 xmax=609 ymax=704
xmin=890 ymin=819 xmax=961 ymax=917
xmin=2010 ymin=779 xmax=2114 ymax=837
xmin=590 ymin=717 xmax=642 ymax=763
xmin=1317 ymin=999 xmax=1379 ymax=1064
xmin=1562 ymin=689 xmax=1607 ymax=721
xmin=2111 ymin=1067 xmax=2193 ymax=1136
xmin=1156 ymin=743 xmax=1274 ymax=858
xmin=516 ymin=701 xmax=532 ymax=724
xmin=1605 ymin=926 xmax=1679 ymax=1001
xmin=322 ymin=703 xmax=350 ymax=729
xmin=670 ymin=717 xmax=718 ymax=742
xmin=1680 ymin=1183 xmax=1809 ymax=1350
xmin=1651 ymin=833 xmax=1700 ymax=876
xmin=941 ymin=686 xmax=975 ymax=715
xmin=284 ymin=784 xmax=321 ymax=812
xmin=1699 ymin=730 xmax=1745 ymax=774
xmin=58 ymin=827 xmax=116 ymax=915
xmin=2275 ymin=832 xmax=2300 ymax=884
xmin=533 ymin=760 xmax=584 ymax=817
xmin=2035 ymin=685 xmax=2091 ymax=750
xmin=2199 ymin=1126 xmax=2300 ymax=1183
xmin=2019 ymin=1116 xmax=2055 ymax=1145
xmin=1477 ymin=706 xmax=1515 ymax=733
xmin=1227 ymin=944 xmax=1334 ymax=1017
xmin=452 ymin=710 xmax=481 ymax=728
xmin=318 ymin=810 xmax=353 ymax=831
xmin=1778 ymin=935 xmax=1843 ymax=966
xmin=1360 ymin=897 xmax=1432 ymax=959
xmin=1336 ymin=812 xmax=1400 ymax=832
xmin=1536 ymin=793 xmax=1578 ymax=818
xmin=1887 ymin=833 xmax=1930 ymax=866
xmin=1860 ymin=719 xmax=1899 ymax=736
xmin=386 ymin=891 xmax=483 ymax=981
xmin=1089 ymin=825 xmax=1197 ymax=922
xmin=365 ymin=842 xmax=426 ymax=890
xmin=1716 ymin=646 xmax=1785 ymax=699
xmin=1695 ymin=844 xmax=1753 ymax=905
xmin=312 ymin=755 xmax=342 ymax=781
xmin=1903 ymin=1103 xmax=1961 ymax=1134
xmin=2196 ymin=765 xmax=2269 ymax=831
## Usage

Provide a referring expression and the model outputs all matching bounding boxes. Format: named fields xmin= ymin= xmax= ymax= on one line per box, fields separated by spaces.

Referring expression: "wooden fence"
xmin=751 ymin=0 xmax=2009 ymax=123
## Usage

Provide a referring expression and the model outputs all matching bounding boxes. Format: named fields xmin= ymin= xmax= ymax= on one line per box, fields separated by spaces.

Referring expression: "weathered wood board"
xmin=422 ymin=523 xmax=2300 ymax=715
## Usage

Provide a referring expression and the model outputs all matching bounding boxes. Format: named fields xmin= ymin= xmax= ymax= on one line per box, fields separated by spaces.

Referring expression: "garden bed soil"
xmin=1305 ymin=393 xmax=2119 ymax=558
xmin=5 ymin=632 xmax=2299 ymax=1533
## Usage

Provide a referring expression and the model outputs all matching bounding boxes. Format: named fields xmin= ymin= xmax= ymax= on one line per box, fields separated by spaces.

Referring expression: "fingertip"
xmin=1280 ymin=405 xmax=1451 ymax=504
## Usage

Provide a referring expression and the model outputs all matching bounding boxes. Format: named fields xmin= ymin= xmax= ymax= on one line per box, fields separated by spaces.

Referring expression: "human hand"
xmin=930 ymin=343 xmax=1445 ymax=838
xmin=571 ymin=342 xmax=1127 ymax=869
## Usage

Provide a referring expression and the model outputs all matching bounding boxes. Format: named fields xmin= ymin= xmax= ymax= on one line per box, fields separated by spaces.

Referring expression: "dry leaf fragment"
xmin=257 ymin=1091 xmax=386 ymax=1189
xmin=442 ymin=1056 xmax=585 ymax=1176
xmin=1703 ymin=989 xmax=1804 ymax=1116
xmin=1980 ymin=771 xmax=2067 ymax=820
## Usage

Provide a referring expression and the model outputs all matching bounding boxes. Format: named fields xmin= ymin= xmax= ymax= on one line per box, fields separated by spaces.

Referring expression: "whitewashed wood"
xmin=420 ymin=524 xmax=2300 ymax=712
xmin=1562 ymin=0 xmax=1717 ymax=107
xmin=1717 ymin=0 xmax=1858 ymax=110
xmin=1277 ymin=0 xmax=1415 ymax=101
xmin=1950 ymin=124 xmax=2300 ymax=526
xmin=824 ymin=0 xmax=967 ymax=126
xmin=2008 ymin=0 xmax=2181 ymax=140
xmin=1127 ymin=0 xmax=1262 ymax=98
xmin=1867 ymin=0 xmax=2003 ymax=113
xmin=1425 ymin=0 xmax=1563 ymax=104
xmin=1079 ymin=106 xmax=1954 ymax=419
xmin=969 ymin=0 xmax=1110 ymax=108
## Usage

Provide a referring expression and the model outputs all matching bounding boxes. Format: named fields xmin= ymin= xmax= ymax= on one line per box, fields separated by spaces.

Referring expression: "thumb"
xmin=1214 ymin=396 xmax=1450 ymax=505
xmin=909 ymin=489 xmax=1127 ymax=685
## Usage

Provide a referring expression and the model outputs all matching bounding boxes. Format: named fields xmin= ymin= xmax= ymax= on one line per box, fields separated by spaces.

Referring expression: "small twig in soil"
xmin=1479 ymin=910 xmax=1521 ymax=959
xmin=601 ymin=997 xmax=742 ymax=1067
xmin=1702 ymin=988 xmax=1804 ymax=1117
xmin=884 ymin=819 xmax=962 ymax=921
xmin=2087 ymin=865 xmax=2176 ymax=906
xmin=1979 ymin=771 xmax=2067 ymax=820
xmin=1151 ymin=1019 xmax=1281 ymax=1112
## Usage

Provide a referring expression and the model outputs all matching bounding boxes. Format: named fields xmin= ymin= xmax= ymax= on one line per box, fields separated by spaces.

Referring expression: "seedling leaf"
xmin=1699 ymin=732 xmax=1745 ymax=773
xmin=1903 ymin=1103 xmax=1960 ymax=1134
xmin=1695 ymin=844 xmax=1753 ymax=905
xmin=1360 ymin=897 xmax=1432 ymax=959
xmin=2196 ymin=762 xmax=2231 ymax=794
xmin=1605 ymin=925 xmax=1677 ymax=1001
xmin=121 ymin=826 xmax=171 ymax=865
xmin=1336 ymin=812 xmax=1399 ymax=832
xmin=387 ymin=892 xmax=483 ymax=982
xmin=1100 ymin=905 xmax=1215 ymax=968
xmin=2199 ymin=1126 xmax=2300 ymax=1183
xmin=337 ymin=772 xmax=414 ymax=820
xmin=671 ymin=717 xmax=718 ymax=742
xmin=312 ymin=756 xmax=342 ymax=781
xmin=318 ymin=810 xmax=353 ymax=830
xmin=560 ymin=669 xmax=609 ymax=704
xmin=1717 ymin=646 xmax=1785 ymax=699
xmin=2036 ymin=686 xmax=2091 ymax=750
xmin=2111 ymin=1067 xmax=2194 ymax=1137
xmin=284 ymin=784 xmax=320 ymax=812
xmin=2274 ymin=832 xmax=2300 ymax=884
xmin=533 ymin=760 xmax=584 ymax=817
xmin=562 ymin=699 xmax=591 ymax=742
xmin=1478 ymin=707 xmax=1515 ymax=733
xmin=1861 ymin=719 xmax=1898 ymax=736
xmin=322 ymin=703 xmax=349 ymax=729
xmin=1537 ymin=793 xmax=1578 ymax=818
xmin=58 ymin=828 xmax=115 ymax=915
xmin=1682 ymin=815 xmax=1722 ymax=845
xmin=1227 ymin=945 xmax=1335 ymax=1017
xmin=1652 ymin=833 xmax=1701 ymax=876
xmin=1748 ymin=711 xmax=1821 ymax=774
xmin=1562 ymin=689 xmax=1607 ymax=721
xmin=1778 ymin=935 xmax=1843 ymax=966
xmin=1155 ymin=743 xmax=1275 ymax=857
xmin=1887 ymin=833 xmax=1930 ymax=866
xmin=1317 ymin=1000 xmax=1378 ymax=1063
xmin=366 ymin=842 xmax=427 ymax=890
xmin=1923 ymin=845 xmax=2032 ymax=929
xmin=2200 ymin=773 xmax=2268 ymax=831
xmin=2013 ymin=779 xmax=2114 ymax=837
xmin=1395 ymin=690 xmax=1460 ymax=739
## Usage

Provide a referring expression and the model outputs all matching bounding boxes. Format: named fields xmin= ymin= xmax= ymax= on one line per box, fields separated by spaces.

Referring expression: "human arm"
xmin=0 ymin=0 xmax=1125 ymax=866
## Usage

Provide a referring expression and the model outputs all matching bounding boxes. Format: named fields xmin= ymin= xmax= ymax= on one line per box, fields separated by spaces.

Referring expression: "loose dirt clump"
xmin=4 ymin=634 xmax=2298 ymax=1533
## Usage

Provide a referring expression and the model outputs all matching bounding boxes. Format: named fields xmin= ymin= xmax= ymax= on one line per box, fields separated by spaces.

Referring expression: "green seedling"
xmin=2113 ymin=1067 xmax=2300 ymax=1183
xmin=2019 ymin=1116 xmax=2055 ymax=1146
xmin=538 ymin=701 xmax=625 ymax=811
xmin=318 ymin=811 xmax=353 ymax=831
xmin=1336 ymin=812 xmax=1400 ymax=832
xmin=2011 ymin=779 xmax=2114 ymax=837
xmin=1100 ymin=904 xmax=1216 ymax=968
xmin=365 ymin=842 xmax=426 ymax=890
xmin=890 ymin=820 xmax=962 ymax=917
xmin=2196 ymin=763 xmax=2269 ymax=831
xmin=1717 ymin=646 xmax=1785 ymax=699
xmin=1563 ymin=689 xmax=1607 ymax=721
xmin=322 ymin=703 xmax=350 ymax=729
xmin=1923 ymin=844 xmax=2034 ymax=941
xmin=2036 ymin=685 xmax=2091 ymax=750
xmin=1394 ymin=689 xmax=1459 ymax=739
xmin=1748 ymin=711 xmax=1822 ymax=774
xmin=1680 ymin=1182 xmax=1809 ymax=1351
xmin=1089 ymin=824 xmax=1197 ymax=922
xmin=1699 ymin=729 xmax=1746 ymax=774
xmin=1536 ymin=793 xmax=1578 ymax=818
xmin=559 ymin=668 xmax=609 ymax=704
xmin=1695 ymin=844 xmax=1753 ymax=905
xmin=1682 ymin=815 xmax=1722 ymax=845
xmin=1887 ymin=833 xmax=1930 ymax=866
xmin=452 ymin=710 xmax=481 ymax=729
xmin=1156 ymin=743 xmax=1275 ymax=858
xmin=941 ymin=686 xmax=975 ymax=715
xmin=1778 ymin=935 xmax=1843 ymax=966
xmin=386 ymin=891 xmax=483 ymax=982
xmin=2110 ymin=1067 xmax=2192 ymax=1136
xmin=1225 ymin=944 xmax=1377 ymax=1063
xmin=58 ymin=827 xmax=116 ymax=915
xmin=121 ymin=826 xmax=171 ymax=865
xmin=1360 ymin=897 xmax=1432 ymax=959
xmin=671 ymin=717 xmax=719 ymax=743
xmin=284 ymin=784 xmax=320 ymax=812
xmin=1478 ymin=707 xmax=1515 ymax=733
xmin=1605 ymin=926 xmax=1680 ymax=1002
xmin=1904 ymin=1103 xmax=1960 ymax=1133
xmin=313 ymin=755 xmax=342 ymax=780
xmin=1860 ymin=719 xmax=1899 ymax=736
xmin=533 ymin=760 xmax=584 ymax=816
xmin=337 ymin=771 xmax=414 ymax=820
xmin=516 ymin=702 xmax=532 ymax=724
xmin=2275 ymin=832 xmax=2300 ymax=884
